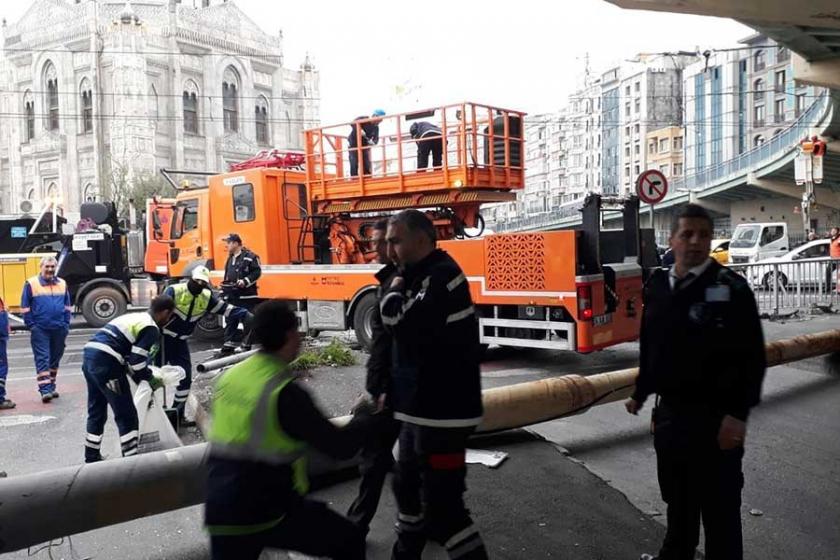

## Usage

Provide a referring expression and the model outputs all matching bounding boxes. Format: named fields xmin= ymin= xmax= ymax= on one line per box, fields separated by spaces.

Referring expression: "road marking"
xmin=0 ymin=414 xmax=57 ymax=428
xmin=7 ymin=372 xmax=84 ymax=382
xmin=481 ymin=368 xmax=549 ymax=378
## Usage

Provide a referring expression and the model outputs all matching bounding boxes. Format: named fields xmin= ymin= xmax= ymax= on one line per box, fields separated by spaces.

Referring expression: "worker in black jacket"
xmin=380 ymin=210 xmax=487 ymax=560
xmin=409 ymin=121 xmax=443 ymax=169
xmin=220 ymin=233 xmax=262 ymax=355
xmin=346 ymin=219 xmax=402 ymax=535
xmin=348 ymin=109 xmax=385 ymax=177
xmin=625 ymin=204 xmax=766 ymax=560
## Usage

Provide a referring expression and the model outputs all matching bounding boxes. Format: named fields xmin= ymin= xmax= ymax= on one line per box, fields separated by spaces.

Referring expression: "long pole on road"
xmin=2 ymin=329 xmax=839 ymax=553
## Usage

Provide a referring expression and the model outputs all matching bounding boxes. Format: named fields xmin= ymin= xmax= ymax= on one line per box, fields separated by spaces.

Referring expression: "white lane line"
xmin=6 ymin=373 xmax=84 ymax=382
xmin=0 ymin=415 xmax=57 ymax=428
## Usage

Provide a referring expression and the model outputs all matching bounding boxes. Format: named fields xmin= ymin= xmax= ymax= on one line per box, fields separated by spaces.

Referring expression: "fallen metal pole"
xmin=195 ymin=348 xmax=259 ymax=373
xmin=2 ymin=329 xmax=838 ymax=552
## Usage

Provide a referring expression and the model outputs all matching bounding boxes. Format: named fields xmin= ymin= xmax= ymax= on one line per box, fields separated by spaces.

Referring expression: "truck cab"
xmin=728 ymin=222 xmax=789 ymax=264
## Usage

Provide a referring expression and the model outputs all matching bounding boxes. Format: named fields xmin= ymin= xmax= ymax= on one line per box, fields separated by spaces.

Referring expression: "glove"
xmin=148 ymin=376 xmax=165 ymax=392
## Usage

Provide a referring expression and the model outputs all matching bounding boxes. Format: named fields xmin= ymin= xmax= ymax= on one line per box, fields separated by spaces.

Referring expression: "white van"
xmin=728 ymin=222 xmax=790 ymax=264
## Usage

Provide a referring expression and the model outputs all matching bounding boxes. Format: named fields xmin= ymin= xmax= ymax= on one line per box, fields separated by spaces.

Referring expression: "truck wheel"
xmin=193 ymin=314 xmax=224 ymax=343
xmin=353 ymin=292 xmax=378 ymax=351
xmin=81 ymin=286 xmax=127 ymax=328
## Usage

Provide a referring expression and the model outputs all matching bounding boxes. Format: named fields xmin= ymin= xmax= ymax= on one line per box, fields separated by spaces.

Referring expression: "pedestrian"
xmin=20 ymin=256 xmax=71 ymax=403
xmin=219 ymin=233 xmax=262 ymax=356
xmin=625 ymin=203 xmax=766 ymax=560
xmin=205 ymin=299 xmax=383 ymax=560
xmin=808 ymin=229 xmax=817 ymax=241
xmin=0 ymin=295 xmax=14 ymax=410
xmin=346 ymin=219 xmax=402 ymax=535
xmin=409 ymin=121 xmax=443 ymax=170
xmin=348 ymin=109 xmax=385 ymax=177
xmin=380 ymin=210 xmax=488 ymax=559
xmin=158 ymin=266 xmax=253 ymax=425
xmin=82 ymin=295 xmax=175 ymax=463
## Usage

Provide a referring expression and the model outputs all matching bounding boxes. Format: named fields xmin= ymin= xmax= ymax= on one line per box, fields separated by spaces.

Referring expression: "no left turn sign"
xmin=636 ymin=169 xmax=669 ymax=204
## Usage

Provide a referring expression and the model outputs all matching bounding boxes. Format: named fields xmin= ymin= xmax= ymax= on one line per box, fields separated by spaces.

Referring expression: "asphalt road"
xmin=0 ymin=315 xmax=838 ymax=559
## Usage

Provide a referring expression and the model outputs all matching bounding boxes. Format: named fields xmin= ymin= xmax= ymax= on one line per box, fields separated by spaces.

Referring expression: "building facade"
xmin=0 ymin=0 xmax=319 ymax=219
xmin=646 ymin=125 xmax=685 ymax=179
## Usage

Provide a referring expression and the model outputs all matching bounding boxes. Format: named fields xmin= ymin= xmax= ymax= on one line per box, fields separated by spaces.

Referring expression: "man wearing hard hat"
xmin=157 ymin=266 xmax=252 ymax=425
xmin=348 ymin=109 xmax=386 ymax=177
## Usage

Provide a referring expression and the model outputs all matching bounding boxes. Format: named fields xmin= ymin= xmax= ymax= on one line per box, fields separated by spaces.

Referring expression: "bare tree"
xmin=105 ymin=157 xmax=174 ymax=218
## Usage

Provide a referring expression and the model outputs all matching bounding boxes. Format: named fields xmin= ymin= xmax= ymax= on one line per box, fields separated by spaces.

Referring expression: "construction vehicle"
xmin=157 ymin=102 xmax=653 ymax=352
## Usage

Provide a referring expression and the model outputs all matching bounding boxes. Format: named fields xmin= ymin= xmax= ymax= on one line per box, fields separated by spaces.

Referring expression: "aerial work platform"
xmin=304 ymin=102 xmax=525 ymax=214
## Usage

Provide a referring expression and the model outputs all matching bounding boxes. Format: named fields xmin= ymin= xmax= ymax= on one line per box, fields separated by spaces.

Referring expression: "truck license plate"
xmin=593 ymin=313 xmax=612 ymax=326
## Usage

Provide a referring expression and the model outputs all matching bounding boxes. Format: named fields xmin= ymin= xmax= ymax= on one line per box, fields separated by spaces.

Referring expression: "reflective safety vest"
xmin=171 ymin=283 xmax=210 ymax=323
xmin=86 ymin=311 xmax=160 ymax=365
xmin=209 ymin=352 xmax=309 ymax=495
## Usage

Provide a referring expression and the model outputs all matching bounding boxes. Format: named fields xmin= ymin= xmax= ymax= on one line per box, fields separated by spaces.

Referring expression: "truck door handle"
xmin=196 ymin=246 xmax=203 ymax=257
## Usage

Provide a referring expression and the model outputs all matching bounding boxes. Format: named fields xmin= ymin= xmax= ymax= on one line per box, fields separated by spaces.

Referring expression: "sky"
xmin=3 ymin=0 xmax=755 ymax=124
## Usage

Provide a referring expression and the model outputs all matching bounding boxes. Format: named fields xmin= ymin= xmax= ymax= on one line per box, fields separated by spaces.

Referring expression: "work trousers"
xmin=82 ymin=348 xmax=139 ymax=463
xmin=391 ymin=423 xmax=487 ymax=560
xmin=210 ymin=499 xmax=365 ymax=560
xmin=654 ymin=403 xmax=745 ymax=560
xmin=346 ymin=414 xmax=401 ymax=530
xmin=31 ymin=325 xmax=67 ymax=395
xmin=223 ymin=298 xmax=258 ymax=348
xmin=156 ymin=335 xmax=192 ymax=414
xmin=417 ymin=138 xmax=443 ymax=169
xmin=349 ymin=148 xmax=372 ymax=177
xmin=0 ymin=337 xmax=7 ymax=401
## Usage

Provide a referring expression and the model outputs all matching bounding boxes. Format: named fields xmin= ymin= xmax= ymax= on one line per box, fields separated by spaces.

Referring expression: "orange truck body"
xmin=159 ymin=102 xmax=644 ymax=352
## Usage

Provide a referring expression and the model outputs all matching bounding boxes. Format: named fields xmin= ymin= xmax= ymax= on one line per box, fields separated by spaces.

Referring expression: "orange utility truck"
xmin=157 ymin=102 xmax=649 ymax=352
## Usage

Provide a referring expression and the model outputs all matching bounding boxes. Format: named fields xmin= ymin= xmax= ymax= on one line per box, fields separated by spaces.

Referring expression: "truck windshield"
xmin=730 ymin=225 xmax=761 ymax=249
xmin=170 ymin=200 xmax=199 ymax=239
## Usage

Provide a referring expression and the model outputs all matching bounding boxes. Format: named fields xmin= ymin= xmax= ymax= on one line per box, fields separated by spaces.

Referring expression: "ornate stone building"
xmin=0 ymin=0 xmax=319 ymax=219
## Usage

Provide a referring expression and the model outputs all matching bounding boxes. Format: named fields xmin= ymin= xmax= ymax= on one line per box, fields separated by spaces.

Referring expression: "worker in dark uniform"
xmin=205 ymin=300 xmax=383 ymax=560
xmin=158 ymin=266 xmax=252 ymax=423
xmin=219 ymin=233 xmax=261 ymax=356
xmin=380 ymin=210 xmax=488 ymax=560
xmin=82 ymin=296 xmax=175 ymax=462
xmin=625 ymin=204 xmax=766 ymax=560
xmin=348 ymin=109 xmax=385 ymax=177
xmin=409 ymin=121 xmax=443 ymax=170
xmin=346 ymin=219 xmax=402 ymax=535
xmin=0 ymin=295 xmax=13 ymax=410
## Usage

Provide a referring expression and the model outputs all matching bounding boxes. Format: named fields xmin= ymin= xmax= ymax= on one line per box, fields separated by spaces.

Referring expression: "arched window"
xmin=46 ymin=182 xmax=59 ymax=202
xmin=83 ymin=183 xmax=99 ymax=202
xmin=255 ymin=95 xmax=269 ymax=145
xmin=754 ymin=50 xmax=765 ymax=71
xmin=753 ymin=78 xmax=765 ymax=104
xmin=148 ymin=84 xmax=159 ymax=121
xmin=753 ymin=134 xmax=765 ymax=147
xmin=80 ymin=78 xmax=93 ymax=133
xmin=23 ymin=90 xmax=35 ymax=142
xmin=222 ymin=67 xmax=239 ymax=133
xmin=44 ymin=61 xmax=59 ymax=131
xmin=183 ymin=79 xmax=199 ymax=134
xmin=26 ymin=188 xmax=36 ymax=201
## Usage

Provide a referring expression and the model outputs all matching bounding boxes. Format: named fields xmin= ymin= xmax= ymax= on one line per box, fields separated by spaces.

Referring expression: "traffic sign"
xmin=636 ymin=169 xmax=668 ymax=204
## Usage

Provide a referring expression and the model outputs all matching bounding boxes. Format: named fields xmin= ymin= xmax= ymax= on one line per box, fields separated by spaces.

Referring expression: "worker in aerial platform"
xmin=348 ymin=109 xmax=385 ymax=177
xmin=409 ymin=121 xmax=444 ymax=170
xmin=158 ymin=266 xmax=252 ymax=424
xmin=82 ymin=296 xmax=175 ymax=463
xmin=205 ymin=300 xmax=383 ymax=560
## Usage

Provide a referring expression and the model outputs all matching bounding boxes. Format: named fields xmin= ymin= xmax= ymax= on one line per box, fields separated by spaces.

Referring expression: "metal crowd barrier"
xmin=727 ymin=257 xmax=839 ymax=317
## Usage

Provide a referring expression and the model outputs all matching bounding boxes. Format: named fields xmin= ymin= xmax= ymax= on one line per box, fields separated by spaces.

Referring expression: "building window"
xmin=774 ymin=98 xmax=785 ymax=123
xmin=795 ymin=93 xmax=807 ymax=117
xmin=659 ymin=138 xmax=670 ymax=153
xmin=754 ymin=50 xmax=766 ymax=71
xmin=634 ymin=99 xmax=640 ymax=114
xmin=674 ymin=163 xmax=683 ymax=176
xmin=625 ymin=103 xmax=631 ymax=117
xmin=754 ymin=104 xmax=765 ymax=126
xmin=777 ymin=47 xmax=790 ymax=63
xmin=673 ymin=136 xmax=683 ymax=150
xmin=46 ymin=182 xmax=59 ymax=201
xmin=80 ymin=79 xmax=93 ymax=134
xmin=624 ymin=126 xmax=630 ymax=138
xmin=634 ymin=143 xmax=640 ymax=155
xmin=148 ymin=85 xmax=159 ymax=121
xmin=255 ymin=96 xmax=269 ymax=145
xmin=26 ymin=188 xmax=36 ymax=201
xmin=83 ymin=183 xmax=99 ymax=202
xmin=659 ymin=164 xmax=670 ymax=176
xmin=634 ymin=81 xmax=640 ymax=93
xmin=775 ymin=70 xmax=786 ymax=93
xmin=624 ymin=166 xmax=630 ymax=178
xmin=44 ymin=62 xmax=59 ymax=131
xmin=754 ymin=78 xmax=765 ymax=104
xmin=183 ymin=80 xmax=199 ymax=135
xmin=222 ymin=67 xmax=240 ymax=133
xmin=23 ymin=91 xmax=35 ymax=142
xmin=624 ymin=146 xmax=630 ymax=158
xmin=634 ymin=124 xmax=640 ymax=135
xmin=753 ymin=134 xmax=765 ymax=147
xmin=625 ymin=85 xmax=631 ymax=97
xmin=634 ymin=164 xmax=640 ymax=176
xmin=648 ymin=141 xmax=656 ymax=154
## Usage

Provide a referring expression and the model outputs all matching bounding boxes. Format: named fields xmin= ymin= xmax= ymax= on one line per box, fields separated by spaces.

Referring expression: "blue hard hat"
xmin=372 ymin=109 xmax=386 ymax=117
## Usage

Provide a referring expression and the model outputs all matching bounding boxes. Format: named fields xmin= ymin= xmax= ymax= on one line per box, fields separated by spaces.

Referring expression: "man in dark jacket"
xmin=625 ymin=204 xmax=766 ymax=560
xmin=348 ymin=109 xmax=385 ymax=177
xmin=409 ymin=121 xmax=443 ymax=170
xmin=346 ymin=219 xmax=402 ymax=535
xmin=380 ymin=210 xmax=487 ymax=560
xmin=220 ymin=233 xmax=261 ymax=355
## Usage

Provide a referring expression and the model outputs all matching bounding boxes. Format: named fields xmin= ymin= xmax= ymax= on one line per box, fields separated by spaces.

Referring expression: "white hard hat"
xmin=191 ymin=266 xmax=211 ymax=284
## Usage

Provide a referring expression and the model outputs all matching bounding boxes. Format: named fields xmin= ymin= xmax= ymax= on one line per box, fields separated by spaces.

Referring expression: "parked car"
xmin=728 ymin=222 xmax=789 ymax=264
xmin=710 ymin=239 xmax=730 ymax=264
xmin=746 ymin=239 xmax=832 ymax=289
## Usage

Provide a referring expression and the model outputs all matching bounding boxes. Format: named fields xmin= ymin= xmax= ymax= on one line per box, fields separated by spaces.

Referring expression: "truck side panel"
xmin=0 ymin=254 xmax=44 ymax=311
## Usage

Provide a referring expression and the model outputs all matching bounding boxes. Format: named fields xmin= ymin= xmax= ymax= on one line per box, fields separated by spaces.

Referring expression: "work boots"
xmin=0 ymin=399 xmax=16 ymax=409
